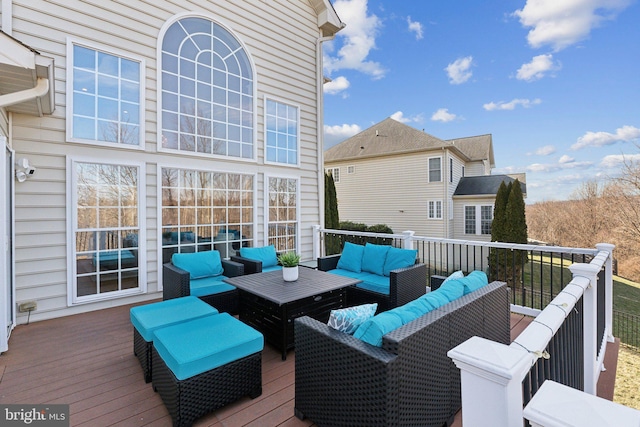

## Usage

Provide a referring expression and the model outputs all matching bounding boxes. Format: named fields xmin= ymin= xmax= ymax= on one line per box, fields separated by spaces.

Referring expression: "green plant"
xmin=278 ymin=251 xmax=301 ymax=267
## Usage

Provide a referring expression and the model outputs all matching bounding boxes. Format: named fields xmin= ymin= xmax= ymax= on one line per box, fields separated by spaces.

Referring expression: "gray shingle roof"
xmin=454 ymin=175 xmax=526 ymax=196
xmin=324 ymin=117 xmax=494 ymax=166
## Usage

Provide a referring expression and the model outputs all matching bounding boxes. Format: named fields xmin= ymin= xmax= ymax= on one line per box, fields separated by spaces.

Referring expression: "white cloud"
xmin=571 ymin=125 xmax=640 ymax=150
xmin=600 ymin=153 xmax=640 ymax=168
xmin=483 ymin=98 xmax=542 ymax=111
xmin=324 ymin=123 xmax=362 ymax=148
xmin=407 ymin=16 xmax=423 ymax=40
xmin=516 ymin=54 xmax=559 ymax=81
xmin=535 ymin=145 xmax=556 ymax=156
xmin=526 ymin=160 xmax=593 ymax=173
xmin=325 ymin=0 xmax=386 ymax=80
xmin=558 ymin=154 xmax=574 ymax=164
xmin=390 ymin=111 xmax=424 ymax=123
xmin=324 ymin=76 xmax=350 ymax=95
xmin=514 ymin=0 xmax=632 ymax=51
xmin=431 ymin=108 xmax=457 ymax=123
xmin=445 ymin=56 xmax=473 ymax=84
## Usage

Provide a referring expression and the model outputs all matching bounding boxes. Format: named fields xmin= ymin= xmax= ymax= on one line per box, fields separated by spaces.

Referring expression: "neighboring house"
xmin=0 ymin=0 xmax=343 ymax=349
xmin=324 ymin=117 xmax=526 ymax=241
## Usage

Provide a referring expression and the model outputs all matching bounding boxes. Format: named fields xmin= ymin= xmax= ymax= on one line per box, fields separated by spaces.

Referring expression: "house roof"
xmin=454 ymin=175 xmax=527 ymax=197
xmin=324 ymin=117 xmax=494 ymax=165
xmin=0 ymin=30 xmax=55 ymax=116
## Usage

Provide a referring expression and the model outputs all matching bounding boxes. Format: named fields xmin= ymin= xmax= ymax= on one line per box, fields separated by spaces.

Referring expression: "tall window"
xmin=327 ymin=167 xmax=340 ymax=183
xmin=68 ymin=42 xmax=143 ymax=145
xmin=160 ymin=167 xmax=253 ymax=263
xmin=429 ymin=157 xmax=441 ymax=182
xmin=160 ymin=17 xmax=254 ymax=158
xmin=71 ymin=161 xmax=143 ymax=303
xmin=265 ymin=98 xmax=298 ymax=165
xmin=449 ymin=158 xmax=454 ymax=183
xmin=428 ymin=200 xmax=442 ymax=219
xmin=267 ymin=177 xmax=298 ymax=252
xmin=465 ymin=205 xmax=493 ymax=235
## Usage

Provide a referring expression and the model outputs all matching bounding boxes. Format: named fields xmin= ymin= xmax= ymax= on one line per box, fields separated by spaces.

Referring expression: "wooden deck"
xmin=0 ymin=303 xmax=618 ymax=426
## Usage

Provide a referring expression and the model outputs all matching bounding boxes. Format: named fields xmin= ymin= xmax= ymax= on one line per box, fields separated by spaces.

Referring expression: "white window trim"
xmin=156 ymin=12 xmax=258 ymax=162
xmin=66 ymin=156 xmax=147 ymax=306
xmin=427 ymin=200 xmax=443 ymax=220
xmin=156 ymin=163 xmax=258 ymax=289
xmin=263 ymin=174 xmax=300 ymax=253
xmin=65 ymin=37 xmax=146 ymax=150
xmin=428 ymin=156 xmax=442 ymax=183
xmin=464 ymin=204 xmax=493 ymax=235
xmin=263 ymin=96 xmax=300 ymax=167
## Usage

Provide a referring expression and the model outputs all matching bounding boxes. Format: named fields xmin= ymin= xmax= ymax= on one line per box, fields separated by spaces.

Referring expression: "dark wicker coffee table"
xmin=224 ymin=268 xmax=361 ymax=360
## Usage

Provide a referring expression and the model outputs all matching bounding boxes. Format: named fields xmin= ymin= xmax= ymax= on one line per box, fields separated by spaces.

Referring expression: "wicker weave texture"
xmin=294 ymin=281 xmax=509 ymax=427
xmin=133 ymin=328 xmax=152 ymax=383
xmin=152 ymin=346 xmax=262 ymax=427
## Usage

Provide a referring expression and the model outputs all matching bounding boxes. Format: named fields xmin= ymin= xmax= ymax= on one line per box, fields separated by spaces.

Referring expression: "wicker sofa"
xmin=294 ymin=280 xmax=510 ymax=427
xmin=318 ymin=243 xmax=427 ymax=312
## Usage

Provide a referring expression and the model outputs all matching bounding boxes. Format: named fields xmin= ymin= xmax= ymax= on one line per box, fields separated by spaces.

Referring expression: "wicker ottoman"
xmin=152 ymin=313 xmax=264 ymax=427
xmin=130 ymin=296 xmax=218 ymax=382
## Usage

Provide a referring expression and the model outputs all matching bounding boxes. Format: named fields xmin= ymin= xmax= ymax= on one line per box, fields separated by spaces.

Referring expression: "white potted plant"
xmin=278 ymin=251 xmax=301 ymax=282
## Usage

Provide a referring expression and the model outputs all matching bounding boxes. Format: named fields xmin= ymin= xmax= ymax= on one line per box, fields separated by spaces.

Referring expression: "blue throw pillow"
xmin=461 ymin=270 xmax=488 ymax=295
xmin=327 ymin=303 xmax=378 ymax=334
xmin=361 ymin=243 xmax=391 ymax=276
xmin=336 ymin=242 xmax=365 ymax=273
xmin=353 ymin=311 xmax=404 ymax=347
xmin=240 ymin=245 xmax=278 ymax=268
xmin=172 ymin=250 xmax=223 ymax=279
xmin=382 ymin=247 xmax=418 ymax=276
xmin=442 ymin=270 xmax=464 ymax=285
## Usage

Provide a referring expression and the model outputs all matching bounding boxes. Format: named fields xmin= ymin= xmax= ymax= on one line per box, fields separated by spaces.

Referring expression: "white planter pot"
xmin=282 ymin=266 xmax=299 ymax=282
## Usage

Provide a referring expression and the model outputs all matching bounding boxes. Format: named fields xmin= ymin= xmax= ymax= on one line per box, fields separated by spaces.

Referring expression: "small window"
xmin=481 ymin=205 xmax=493 ymax=235
xmin=428 ymin=200 xmax=442 ymax=219
xmin=465 ymin=206 xmax=476 ymax=234
xmin=462 ymin=166 xmax=465 ymax=177
xmin=429 ymin=157 xmax=441 ymax=182
xmin=347 ymin=165 xmax=355 ymax=174
xmin=265 ymin=98 xmax=298 ymax=165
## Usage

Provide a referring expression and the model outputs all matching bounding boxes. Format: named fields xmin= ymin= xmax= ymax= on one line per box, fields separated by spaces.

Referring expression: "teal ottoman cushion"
xmin=153 ymin=313 xmax=264 ymax=381
xmin=130 ymin=296 xmax=218 ymax=342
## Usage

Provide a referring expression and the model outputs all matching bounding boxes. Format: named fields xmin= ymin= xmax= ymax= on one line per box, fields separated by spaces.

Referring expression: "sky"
xmin=321 ymin=0 xmax=640 ymax=204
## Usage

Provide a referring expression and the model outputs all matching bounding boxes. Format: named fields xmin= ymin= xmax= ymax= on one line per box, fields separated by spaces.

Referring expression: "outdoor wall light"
xmin=15 ymin=157 xmax=36 ymax=182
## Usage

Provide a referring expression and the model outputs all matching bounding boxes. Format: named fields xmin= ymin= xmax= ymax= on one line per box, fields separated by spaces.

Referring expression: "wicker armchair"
xmin=163 ymin=258 xmax=243 ymax=314
xmin=318 ymin=254 xmax=427 ymax=312
xmin=294 ymin=280 xmax=510 ymax=427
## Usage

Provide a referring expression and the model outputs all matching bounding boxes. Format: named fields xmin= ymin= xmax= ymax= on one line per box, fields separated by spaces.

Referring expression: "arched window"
xmin=160 ymin=17 xmax=254 ymax=158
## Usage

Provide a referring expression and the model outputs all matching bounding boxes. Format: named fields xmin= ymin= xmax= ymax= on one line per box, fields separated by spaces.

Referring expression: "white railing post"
xmin=448 ymin=337 xmax=533 ymax=427
xmin=312 ymin=225 xmax=321 ymax=260
xmin=569 ymin=262 xmax=601 ymax=395
xmin=596 ymin=243 xmax=616 ymax=343
xmin=402 ymin=230 xmax=415 ymax=250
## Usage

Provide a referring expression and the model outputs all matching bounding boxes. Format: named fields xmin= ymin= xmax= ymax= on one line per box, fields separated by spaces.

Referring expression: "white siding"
xmin=9 ymin=0 xmax=325 ymax=322
xmin=464 ymin=160 xmax=489 ymax=177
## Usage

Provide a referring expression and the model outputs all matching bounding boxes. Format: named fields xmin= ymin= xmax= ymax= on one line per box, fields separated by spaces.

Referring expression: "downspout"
xmin=0 ymin=77 xmax=49 ymax=108
xmin=316 ymin=33 xmax=338 ymax=230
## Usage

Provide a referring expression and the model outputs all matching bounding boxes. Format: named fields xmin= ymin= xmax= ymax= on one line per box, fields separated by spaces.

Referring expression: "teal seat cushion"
xmin=460 ymin=270 xmax=489 ymax=295
xmin=189 ymin=276 xmax=236 ymax=297
xmin=390 ymin=298 xmax=433 ymax=324
xmin=130 ymin=296 xmax=218 ymax=342
xmin=382 ymin=247 xmax=418 ymax=276
xmin=327 ymin=268 xmax=366 ymax=280
xmin=240 ymin=245 xmax=278 ymax=268
xmin=336 ymin=242 xmax=365 ymax=273
xmin=327 ymin=303 xmax=378 ymax=334
xmin=153 ymin=313 xmax=264 ymax=381
xmin=353 ymin=310 xmax=404 ymax=347
xmin=172 ymin=250 xmax=223 ymax=279
xmin=422 ymin=290 xmax=450 ymax=310
xmin=437 ymin=279 xmax=465 ymax=302
xmin=355 ymin=273 xmax=390 ymax=295
xmin=262 ymin=264 xmax=282 ymax=273
xmin=361 ymin=243 xmax=391 ymax=276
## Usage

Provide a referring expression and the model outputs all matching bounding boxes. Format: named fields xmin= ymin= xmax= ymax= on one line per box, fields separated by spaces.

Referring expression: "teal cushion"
xmin=328 ymin=268 xmax=368 ymax=280
xmin=130 ymin=296 xmax=218 ymax=342
xmin=262 ymin=264 xmax=282 ymax=273
xmin=153 ymin=313 xmax=264 ymax=381
xmin=240 ymin=245 xmax=278 ymax=268
xmin=327 ymin=303 xmax=378 ymax=334
xmin=353 ymin=311 xmax=404 ymax=347
xmin=189 ymin=276 xmax=236 ymax=297
xmin=336 ymin=242 xmax=365 ymax=273
xmin=422 ymin=290 xmax=450 ymax=309
xmin=436 ymin=279 xmax=465 ymax=302
xmin=443 ymin=270 xmax=464 ymax=285
xmin=382 ymin=247 xmax=418 ymax=276
xmin=460 ymin=270 xmax=488 ymax=295
xmin=361 ymin=243 xmax=391 ymax=276
xmin=355 ymin=273 xmax=390 ymax=295
xmin=172 ymin=250 xmax=223 ymax=279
